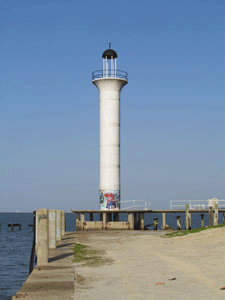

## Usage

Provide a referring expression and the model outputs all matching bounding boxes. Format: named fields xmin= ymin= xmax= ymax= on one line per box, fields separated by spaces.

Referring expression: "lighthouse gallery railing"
xmin=92 ymin=69 xmax=128 ymax=81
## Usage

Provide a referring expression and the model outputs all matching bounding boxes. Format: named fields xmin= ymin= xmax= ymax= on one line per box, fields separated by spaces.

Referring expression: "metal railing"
xmin=120 ymin=200 xmax=150 ymax=211
xmin=92 ymin=69 xmax=128 ymax=81
xmin=170 ymin=200 xmax=225 ymax=210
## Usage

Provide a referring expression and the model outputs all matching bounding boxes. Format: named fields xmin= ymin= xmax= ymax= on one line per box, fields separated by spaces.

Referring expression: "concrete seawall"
xmin=12 ymin=232 xmax=76 ymax=300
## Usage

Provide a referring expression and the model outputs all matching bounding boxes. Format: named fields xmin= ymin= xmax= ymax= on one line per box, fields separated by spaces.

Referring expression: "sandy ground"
xmin=74 ymin=228 xmax=225 ymax=300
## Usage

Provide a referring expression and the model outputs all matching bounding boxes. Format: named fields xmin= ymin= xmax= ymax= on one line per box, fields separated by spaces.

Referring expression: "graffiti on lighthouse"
xmin=99 ymin=190 xmax=120 ymax=210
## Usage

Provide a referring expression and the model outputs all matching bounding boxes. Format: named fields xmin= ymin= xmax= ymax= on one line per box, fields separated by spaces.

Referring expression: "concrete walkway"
xmin=13 ymin=228 xmax=225 ymax=299
xmin=12 ymin=232 xmax=76 ymax=300
xmin=74 ymin=230 xmax=225 ymax=300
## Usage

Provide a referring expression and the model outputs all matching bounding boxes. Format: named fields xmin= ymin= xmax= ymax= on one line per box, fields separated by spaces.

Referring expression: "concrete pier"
xmin=36 ymin=209 xmax=49 ymax=266
xmin=56 ymin=210 xmax=62 ymax=241
xmin=13 ymin=210 xmax=225 ymax=300
xmin=49 ymin=209 xmax=56 ymax=249
xmin=61 ymin=210 xmax=65 ymax=237
xmin=128 ymin=212 xmax=134 ymax=230
xmin=72 ymin=208 xmax=225 ymax=231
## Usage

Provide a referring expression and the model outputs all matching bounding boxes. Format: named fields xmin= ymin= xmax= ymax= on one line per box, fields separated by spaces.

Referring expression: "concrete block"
xmin=83 ymin=221 xmax=103 ymax=230
xmin=106 ymin=221 xmax=129 ymax=230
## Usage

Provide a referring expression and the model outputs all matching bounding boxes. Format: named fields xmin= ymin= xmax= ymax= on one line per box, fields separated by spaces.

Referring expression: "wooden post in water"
xmin=106 ymin=213 xmax=112 ymax=222
xmin=162 ymin=213 xmax=166 ymax=230
xmin=113 ymin=212 xmax=119 ymax=222
xmin=153 ymin=218 xmax=158 ymax=230
xmin=200 ymin=214 xmax=204 ymax=228
xmin=209 ymin=207 xmax=213 ymax=226
xmin=176 ymin=216 xmax=181 ymax=230
xmin=213 ymin=204 xmax=219 ymax=226
xmin=36 ymin=209 xmax=48 ymax=266
xmin=133 ymin=212 xmax=137 ymax=230
xmin=185 ymin=204 xmax=191 ymax=230
xmin=137 ymin=213 xmax=141 ymax=230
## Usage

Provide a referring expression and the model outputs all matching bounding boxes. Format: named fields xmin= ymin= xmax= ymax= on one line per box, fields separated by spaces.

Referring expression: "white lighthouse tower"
xmin=92 ymin=45 xmax=128 ymax=210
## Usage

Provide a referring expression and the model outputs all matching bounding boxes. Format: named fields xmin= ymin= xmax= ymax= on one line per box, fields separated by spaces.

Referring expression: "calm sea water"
xmin=0 ymin=211 xmax=223 ymax=299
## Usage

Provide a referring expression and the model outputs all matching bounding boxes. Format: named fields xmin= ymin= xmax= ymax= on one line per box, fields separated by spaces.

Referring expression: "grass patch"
xmin=165 ymin=222 xmax=225 ymax=238
xmin=73 ymin=243 xmax=110 ymax=267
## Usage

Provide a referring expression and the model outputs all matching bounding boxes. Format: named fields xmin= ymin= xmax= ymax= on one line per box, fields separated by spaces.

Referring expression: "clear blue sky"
xmin=1 ymin=0 xmax=224 ymax=211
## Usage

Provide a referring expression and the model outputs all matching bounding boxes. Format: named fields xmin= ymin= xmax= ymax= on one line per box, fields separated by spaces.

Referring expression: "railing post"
xmin=36 ymin=209 xmax=48 ymax=266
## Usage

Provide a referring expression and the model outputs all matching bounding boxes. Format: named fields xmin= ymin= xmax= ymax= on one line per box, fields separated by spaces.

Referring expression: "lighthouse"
xmin=92 ymin=45 xmax=128 ymax=210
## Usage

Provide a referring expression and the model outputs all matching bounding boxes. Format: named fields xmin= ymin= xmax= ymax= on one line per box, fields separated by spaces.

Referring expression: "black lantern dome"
xmin=102 ymin=44 xmax=117 ymax=59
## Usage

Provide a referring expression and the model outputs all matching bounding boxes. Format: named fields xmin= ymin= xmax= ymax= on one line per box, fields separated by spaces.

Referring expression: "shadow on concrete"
xmin=48 ymin=253 xmax=74 ymax=263
xmin=57 ymin=243 xmax=74 ymax=249
xmin=62 ymin=237 xmax=73 ymax=241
